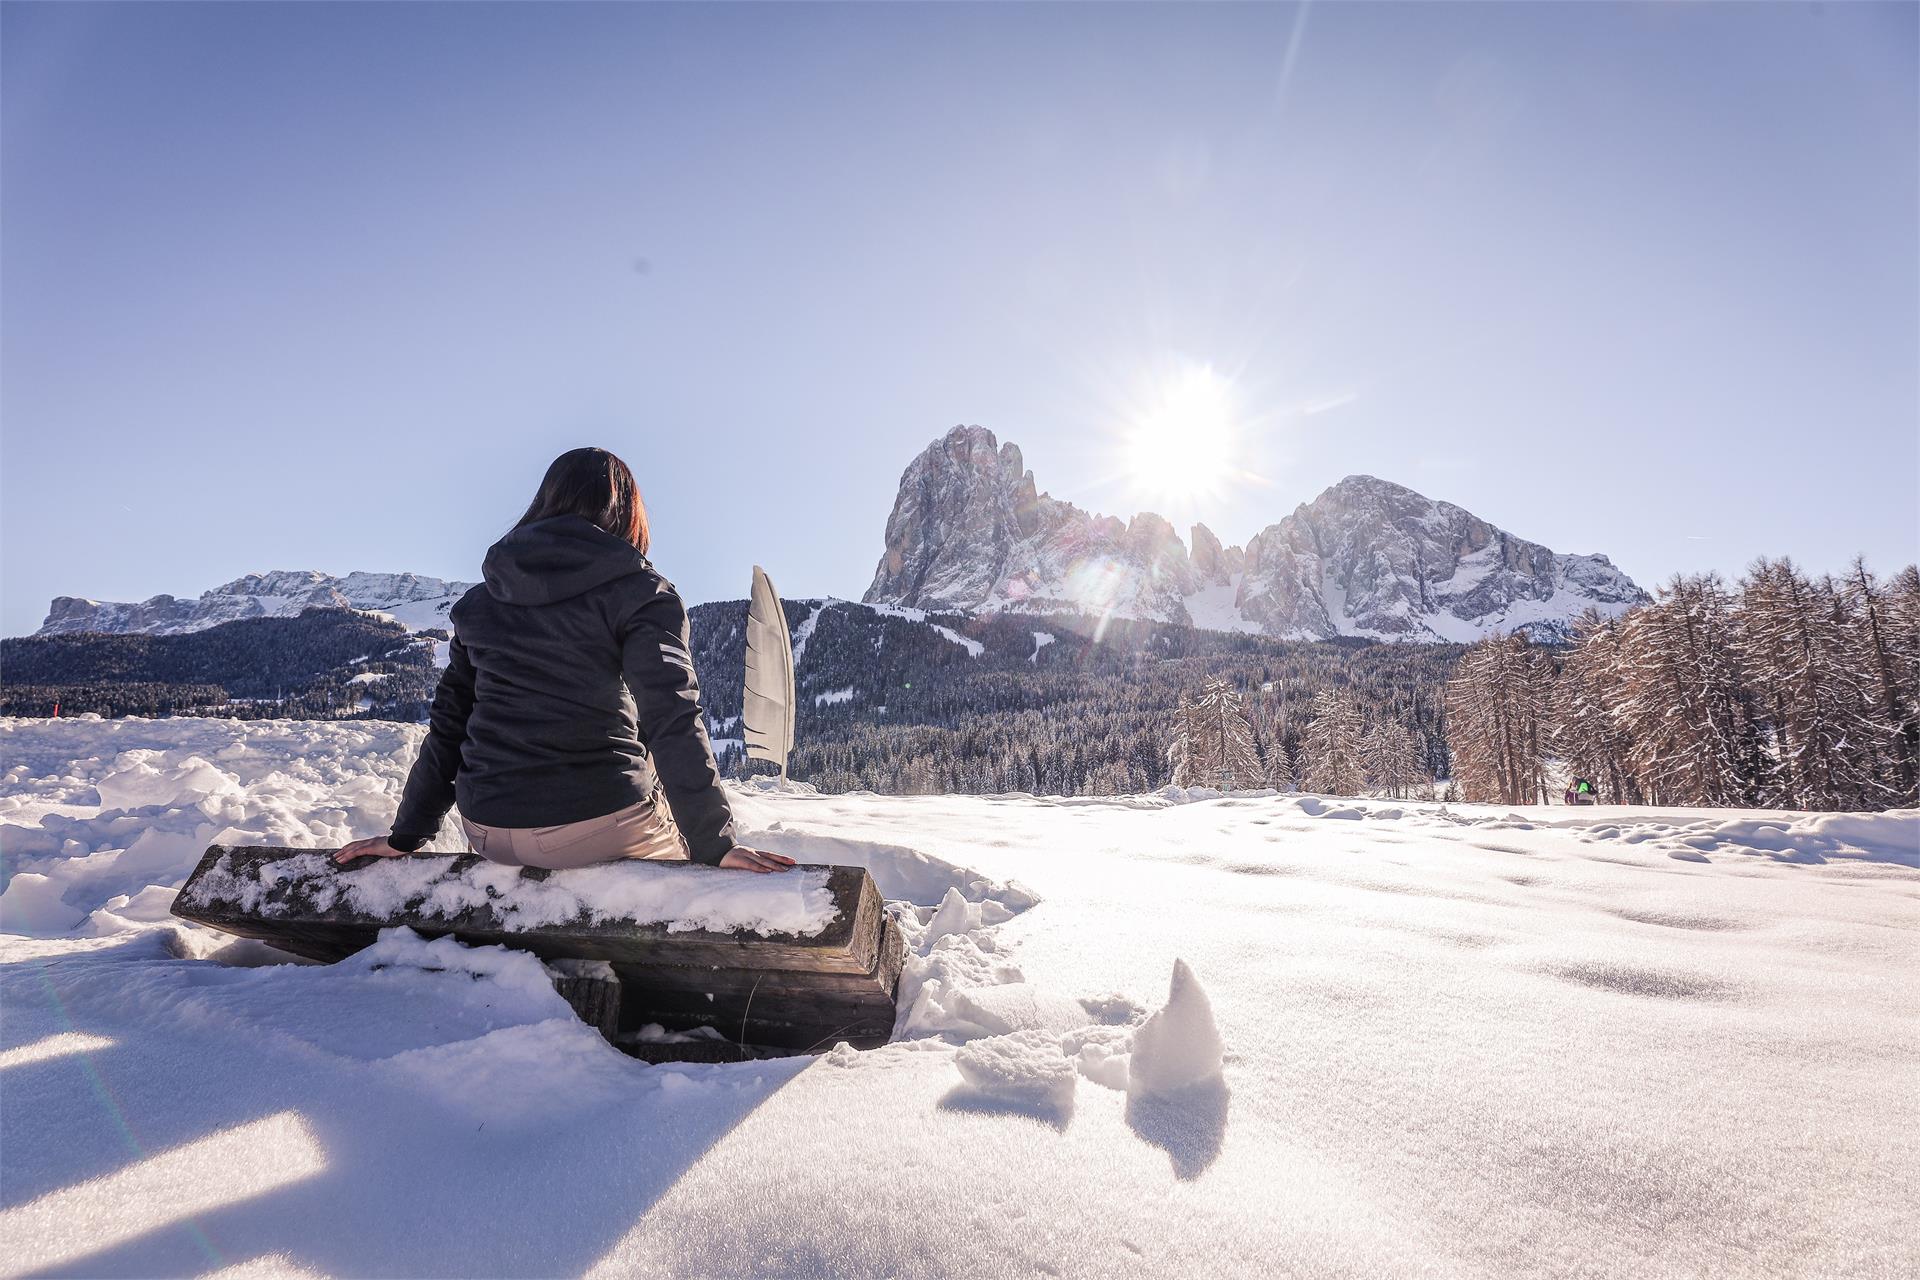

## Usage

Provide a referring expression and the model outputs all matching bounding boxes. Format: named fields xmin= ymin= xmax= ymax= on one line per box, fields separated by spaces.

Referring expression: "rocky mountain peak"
xmin=1327 ymin=473 xmax=1419 ymax=498
xmin=1188 ymin=523 xmax=1244 ymax=584
xmin=864 ymin=426 xmax=1200 ymax=619
xmin=35 ymin=570 xmax=474 ymax=637
xmin=864 ymin=428 xmax=1647 ymax=642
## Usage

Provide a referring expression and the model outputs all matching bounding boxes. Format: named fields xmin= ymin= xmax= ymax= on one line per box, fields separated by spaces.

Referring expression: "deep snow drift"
xmin=2 ymin=716 xmax=1915 ymax=1279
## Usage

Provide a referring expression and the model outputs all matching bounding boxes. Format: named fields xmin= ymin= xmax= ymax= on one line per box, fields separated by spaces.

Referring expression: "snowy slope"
xmin=3 ymin=716 xmax=1916 ymax=1278
xmin=34 ymin=570 xmax=473 ymax=637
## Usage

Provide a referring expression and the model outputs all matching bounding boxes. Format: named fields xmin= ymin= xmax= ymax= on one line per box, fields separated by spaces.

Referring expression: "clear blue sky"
xmin=3 ymin=1 xmax=1914 ymax=636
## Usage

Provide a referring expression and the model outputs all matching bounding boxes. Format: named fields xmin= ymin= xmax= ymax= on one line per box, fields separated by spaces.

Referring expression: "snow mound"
xmin=95 ymin=752 xmax=241 ymax=811
xmin=0 ymin=871 xmax=82 ymax=935
xmin=0 ymin=718 xmax=445 ymax=936
xmin=1574 ymin=809 xmax=1920 ymax=866
xmin=1127 ymin=959 xmax=1225 ymax=1097
xmin=950 ymin=982 xmax=1091 ymax=1035
xmin=727 ymin=825 xmax=1036 ymax=916
xmin=1062 ymin=1023 xmax=1135 ymax=1090
xmin=940 ymin=956 xmax=1222 ymax=1109
xmin=922 ymin=885 xmax=979 ymax=946
xmin=349 ymin=926 xmax=561 ymax=998
xmin=894 ymin=905 xmax=1026 ymax=1039
xmin=1077 ymin=991 xmax=1147 ymax=1024
xmin=376 ymin=1017 xmax=641 ymax=1129
xmin=953 ymin=1029 xmax=1078 ymax=1104
xmin=84 ymin=884 xmax=193 ymax=936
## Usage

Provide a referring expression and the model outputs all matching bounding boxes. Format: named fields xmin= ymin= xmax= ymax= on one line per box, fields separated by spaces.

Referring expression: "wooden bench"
xmin=170 ymin=845 xmax=905 ymax=1061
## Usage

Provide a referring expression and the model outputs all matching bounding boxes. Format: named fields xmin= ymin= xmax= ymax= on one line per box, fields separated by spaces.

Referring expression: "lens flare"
xmin=1123 ymin=363 xmax=1238 ymax=507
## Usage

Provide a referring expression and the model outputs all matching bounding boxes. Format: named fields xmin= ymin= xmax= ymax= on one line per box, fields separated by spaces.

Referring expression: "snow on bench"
xmin=171 ymin=844 xmax=906 ymax=1059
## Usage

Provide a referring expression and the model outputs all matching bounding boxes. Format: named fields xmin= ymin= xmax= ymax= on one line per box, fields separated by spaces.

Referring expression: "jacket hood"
xmin=481 ymin=515 xmax=653 ymax=606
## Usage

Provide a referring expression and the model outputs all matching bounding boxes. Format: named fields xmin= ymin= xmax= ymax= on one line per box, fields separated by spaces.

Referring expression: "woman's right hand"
xmin=717 ymin=847 xmax=796 ymax=873
xmin=334 ymin=836 xmax=413 ymax=865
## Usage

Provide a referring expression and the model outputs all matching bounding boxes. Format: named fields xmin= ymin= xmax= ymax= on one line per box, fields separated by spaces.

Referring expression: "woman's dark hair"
xmin=516 ymin=447 xmax=650 ymax=554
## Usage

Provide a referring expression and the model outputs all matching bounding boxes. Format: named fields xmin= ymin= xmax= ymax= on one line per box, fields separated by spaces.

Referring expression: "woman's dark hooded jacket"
xmin=388 ymin=514 xmax=738 ymax=865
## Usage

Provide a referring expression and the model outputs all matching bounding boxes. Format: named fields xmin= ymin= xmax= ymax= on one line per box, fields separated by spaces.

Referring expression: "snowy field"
xmin=2 ymin=717 xmax=1916 ymax=1279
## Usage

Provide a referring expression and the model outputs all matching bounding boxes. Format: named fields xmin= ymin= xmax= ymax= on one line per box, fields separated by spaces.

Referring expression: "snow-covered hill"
xmin=3 ymin=716 xmax=1914 ymax=1278
xmin=34 ymin=570 xmax=473 ymax=637
xmin=864 ymin=425 xmax=1648 ymax=641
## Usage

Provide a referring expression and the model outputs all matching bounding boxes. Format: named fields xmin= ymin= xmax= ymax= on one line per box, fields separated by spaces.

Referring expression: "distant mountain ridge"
xmin=864 ymin=425 xmax=1647 ymax=642
xmin=3 ymin=608 xmax=440 ymax=720
xmin=31 ymin=427 xmax=1646 ymax=646
xmin=35 ymin=570 xmax=472 ymax=637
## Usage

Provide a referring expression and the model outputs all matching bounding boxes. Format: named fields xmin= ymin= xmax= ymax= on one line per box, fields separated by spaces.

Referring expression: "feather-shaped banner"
xmin=742 ymin=564 xmax=796 ymax=779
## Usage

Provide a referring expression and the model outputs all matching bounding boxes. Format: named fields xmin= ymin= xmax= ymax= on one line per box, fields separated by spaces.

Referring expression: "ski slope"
xmin=2 ymin=717 xmax=1915 ymax=1278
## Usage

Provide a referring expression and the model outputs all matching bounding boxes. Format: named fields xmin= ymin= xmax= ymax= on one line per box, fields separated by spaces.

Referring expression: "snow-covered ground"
xmin=2 ymin=716 xmax=1915 ymax=1278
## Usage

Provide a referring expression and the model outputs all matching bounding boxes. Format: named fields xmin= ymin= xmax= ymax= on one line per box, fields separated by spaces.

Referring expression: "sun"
xmin=1123 ymin=363 xmax=1238 ymax=506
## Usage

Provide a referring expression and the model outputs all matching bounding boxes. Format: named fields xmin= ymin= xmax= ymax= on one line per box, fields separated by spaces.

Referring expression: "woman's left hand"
xmin=334 ymin=837 xmax=413 ymax=865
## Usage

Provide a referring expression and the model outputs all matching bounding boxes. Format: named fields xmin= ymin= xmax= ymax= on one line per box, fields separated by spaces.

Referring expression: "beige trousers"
xmin=459 ymin=794 xmax=690 ymax=869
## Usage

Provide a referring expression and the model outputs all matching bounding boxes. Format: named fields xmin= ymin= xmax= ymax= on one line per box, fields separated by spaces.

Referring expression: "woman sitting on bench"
xmin=335 ymin=447 xmax=794 ymax=875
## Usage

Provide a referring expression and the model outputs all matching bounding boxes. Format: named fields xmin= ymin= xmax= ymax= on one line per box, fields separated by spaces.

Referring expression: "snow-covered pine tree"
xmin=1266 ymin=735 xmax=1298 ymax=792
xmin=1614 ymin=574 xmax=1767 ymax=807
xmin=1166 ymin=717 xmax=1196 ymax=788
xmin=1843 ymin=558 xmax=1920 ymax=805
xmin=1736 ymin=558 xmax=1891 ymax=809
xmin=1543 ymin=565 xmax=1920 ymax=810
xmin=1214 ymin=685 xmax=1266 ymax=790
xmin=1267 ymin=703 xmax=1305 ymax=791
xmin=1169 ymin=679 xmax=1264 ymax=790
xmin=1554 ymin=610 xmax=1643 ymax=804
xmin=1889 ymin=566 xmax=1920 ymax=803
xmin=1444 ymin=633 xmax=1552 ymax=804
xmin=1362 ymin=719 xmax=1423 ymax=799
xmin=1302 ymin=688 xmax=1367 ymax=795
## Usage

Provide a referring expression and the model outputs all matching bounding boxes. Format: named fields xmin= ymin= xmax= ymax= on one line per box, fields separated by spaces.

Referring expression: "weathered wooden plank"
xmin=616 ymin=918 xmax=907 ymax=1051
xmin=170 ymin=845 xmax=882 ymax=974
xmin=546 ymin=960 xmax=621 ymax=1042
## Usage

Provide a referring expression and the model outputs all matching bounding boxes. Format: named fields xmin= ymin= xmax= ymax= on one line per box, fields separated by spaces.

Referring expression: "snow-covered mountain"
xmin=865 ymin=425 xmax=1204 ymax=626
xmin=1235 ymin=473 xmax=1648 ymax=642
xmin=864 ymin=425 xmax=1647 ymax=642
xmin=35 ymin=570 xmax=473 ymax=637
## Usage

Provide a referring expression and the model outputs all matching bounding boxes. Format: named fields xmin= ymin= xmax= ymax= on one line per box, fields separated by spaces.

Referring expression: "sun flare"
xmin=1123 ymin=363 xmax=1238 ymax=506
